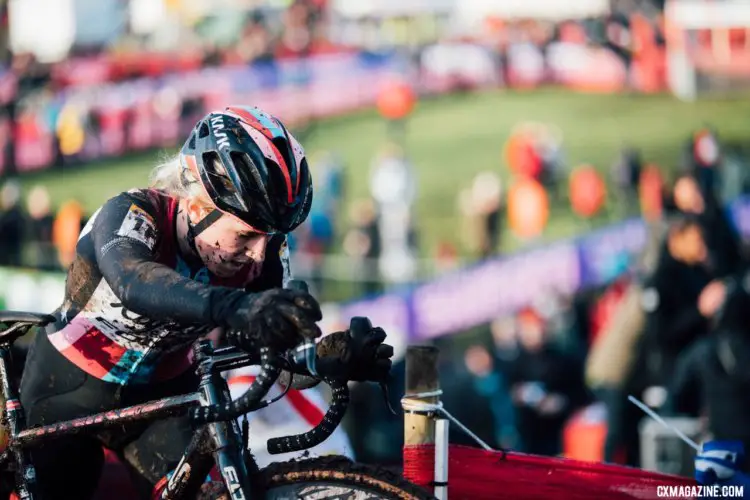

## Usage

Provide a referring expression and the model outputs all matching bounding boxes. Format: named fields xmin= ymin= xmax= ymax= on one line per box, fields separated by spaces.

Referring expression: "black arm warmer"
xmin=92 ymin=193 xmax=246 ymax=327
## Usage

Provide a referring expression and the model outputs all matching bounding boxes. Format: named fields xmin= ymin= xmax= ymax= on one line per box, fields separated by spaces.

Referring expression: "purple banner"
xmin=338 ymin=293 xmax=411 ymax=339
xmin=411 ymin=242 xmax=581 ymax=340
xmin=576 ymin=219 xmax=648 ymax=288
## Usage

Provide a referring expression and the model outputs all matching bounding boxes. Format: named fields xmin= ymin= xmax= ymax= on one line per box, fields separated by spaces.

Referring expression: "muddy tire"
xmin=255 ymin=455 xmax=436 ymax=499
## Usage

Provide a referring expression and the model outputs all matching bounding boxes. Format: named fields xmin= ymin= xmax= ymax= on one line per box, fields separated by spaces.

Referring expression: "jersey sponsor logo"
xmin=117 ymin=204 xmax=157 ymax=251
xmin=82 ymin=279 xmax=208 ymax=353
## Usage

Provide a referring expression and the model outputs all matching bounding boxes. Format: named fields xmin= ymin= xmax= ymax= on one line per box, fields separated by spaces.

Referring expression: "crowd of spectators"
xmin=346 ymin=131 xmax=750 ymax=474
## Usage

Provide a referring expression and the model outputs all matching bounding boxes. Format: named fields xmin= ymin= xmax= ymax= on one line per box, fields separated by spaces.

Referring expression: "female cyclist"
xmin=19 ymin=105 xmax=392 ymax=499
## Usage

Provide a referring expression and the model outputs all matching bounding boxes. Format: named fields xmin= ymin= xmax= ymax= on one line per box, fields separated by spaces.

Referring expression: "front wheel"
xmin=257 ymin=456 xmax=436 ymax=500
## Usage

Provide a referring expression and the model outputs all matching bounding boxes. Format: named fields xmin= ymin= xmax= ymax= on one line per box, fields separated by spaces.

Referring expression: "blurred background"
xmin=3 ymin=0 xmax=750 ymax=478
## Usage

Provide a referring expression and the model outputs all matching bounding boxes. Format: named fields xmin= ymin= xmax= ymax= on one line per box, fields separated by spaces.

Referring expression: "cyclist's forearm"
xmin=100 ymin=252 xmax=244 ymax=326
xmin=90 ymin=193 xmax=247 ymax=327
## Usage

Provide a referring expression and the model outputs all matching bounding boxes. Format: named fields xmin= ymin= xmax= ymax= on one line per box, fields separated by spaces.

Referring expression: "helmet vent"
xmin=272 ymin=136 xmax=294 ymax=174
xmin=199 ymin=122 xmax=210 ymax=138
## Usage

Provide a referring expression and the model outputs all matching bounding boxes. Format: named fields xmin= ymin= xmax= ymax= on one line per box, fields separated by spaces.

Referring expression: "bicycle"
xmin=0 ymin=311 xmax=435 ymax=500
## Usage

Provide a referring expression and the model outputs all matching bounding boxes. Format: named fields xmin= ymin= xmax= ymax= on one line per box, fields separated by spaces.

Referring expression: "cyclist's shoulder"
xmin=95 ymin=188 xmax=175 ymax=224
xmin=85 ymin=188 xmax=176 ymax=251
xmin=105 ymin=188 xmax=172 ymax=210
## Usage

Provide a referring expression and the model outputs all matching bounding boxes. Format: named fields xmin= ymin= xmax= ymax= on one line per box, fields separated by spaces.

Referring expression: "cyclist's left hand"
xmin=316 ymin=320 xmax=393 ymax=382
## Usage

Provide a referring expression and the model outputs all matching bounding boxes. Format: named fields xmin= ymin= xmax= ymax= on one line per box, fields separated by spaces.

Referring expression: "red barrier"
xmin=403 ymin=444 xmax=698 ymax=499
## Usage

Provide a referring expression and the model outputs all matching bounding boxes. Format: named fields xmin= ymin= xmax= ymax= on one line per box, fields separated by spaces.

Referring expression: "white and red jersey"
xmin=226 ymin=365 xmax=355 ymax=468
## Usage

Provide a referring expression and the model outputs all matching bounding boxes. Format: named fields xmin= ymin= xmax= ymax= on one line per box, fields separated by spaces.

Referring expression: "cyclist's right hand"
xmin=224 ymin=288 xmax=322 ymax=352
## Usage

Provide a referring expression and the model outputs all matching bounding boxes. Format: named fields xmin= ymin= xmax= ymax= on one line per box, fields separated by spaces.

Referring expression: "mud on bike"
xmin=0 ymin=311 xmax=435 ymax=500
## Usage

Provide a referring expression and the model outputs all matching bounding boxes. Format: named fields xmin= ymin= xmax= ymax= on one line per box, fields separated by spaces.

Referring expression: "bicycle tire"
xmin=256 ymin=456 xmax=436 ymax=500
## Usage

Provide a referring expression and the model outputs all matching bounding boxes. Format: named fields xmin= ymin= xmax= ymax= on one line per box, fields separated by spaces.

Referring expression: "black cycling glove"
xmin=315 ymin=317 xmax=393 ymax=382
xmin=223 ymin=288 xmax=322 ymax=352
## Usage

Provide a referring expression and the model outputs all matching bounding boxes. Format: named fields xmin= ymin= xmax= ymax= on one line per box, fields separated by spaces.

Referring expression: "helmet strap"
xmin=186 ymin=209 xmax=223 ymax=255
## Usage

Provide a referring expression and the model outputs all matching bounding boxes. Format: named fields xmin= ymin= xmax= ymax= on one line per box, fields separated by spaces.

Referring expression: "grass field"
xmin=15 ymin=88 xmax=750 ymax=257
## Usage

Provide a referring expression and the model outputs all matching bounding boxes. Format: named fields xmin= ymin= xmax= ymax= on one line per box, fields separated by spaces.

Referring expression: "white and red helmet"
xmin=180 ymin=105 xmax=312 ymax=233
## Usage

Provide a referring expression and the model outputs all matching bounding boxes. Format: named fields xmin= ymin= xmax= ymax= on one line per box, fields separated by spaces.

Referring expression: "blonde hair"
xmin=149 ymin=154 xmax=213 ymax=208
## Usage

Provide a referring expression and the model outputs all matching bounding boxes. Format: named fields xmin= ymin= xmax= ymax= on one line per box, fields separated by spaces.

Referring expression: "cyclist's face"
xmin=190 ymin=207 xmax=270 ymax=279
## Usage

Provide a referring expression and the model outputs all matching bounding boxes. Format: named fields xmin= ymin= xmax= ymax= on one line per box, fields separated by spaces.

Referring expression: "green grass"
xmin=15 ymin=88 xmax=750 ymax=258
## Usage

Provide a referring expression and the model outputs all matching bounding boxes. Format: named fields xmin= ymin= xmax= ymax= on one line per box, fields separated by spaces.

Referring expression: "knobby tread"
xmin=255 ymin=455 xmax=437 ymax=499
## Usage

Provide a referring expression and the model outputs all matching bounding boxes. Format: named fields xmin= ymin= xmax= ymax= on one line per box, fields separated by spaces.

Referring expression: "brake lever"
xmin=293 ymin=341 xmax=318 ymax=378
xmin=379 ymin=380 xmax=399 ymax=416
xmin=285 ymin=279 xmax=318 ymax=377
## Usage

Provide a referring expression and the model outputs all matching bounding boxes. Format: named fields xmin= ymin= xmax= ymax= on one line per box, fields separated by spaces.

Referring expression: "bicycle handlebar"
xmin=267 ymin=377 xmax=348 ymax=454
xmin=190 ymin=345 xmax=351 ymax=457
xmin=190 ymin=346 xmax=281 ymax=424
xmin=191 ymin=279 xmax=356 ymax=453
xmin=192 ymin=279 xmax=316 ymax=424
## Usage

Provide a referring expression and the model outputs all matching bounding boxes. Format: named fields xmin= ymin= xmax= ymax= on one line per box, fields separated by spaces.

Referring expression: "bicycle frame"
xmin=0 ymin=339 xmax=263 ymax=500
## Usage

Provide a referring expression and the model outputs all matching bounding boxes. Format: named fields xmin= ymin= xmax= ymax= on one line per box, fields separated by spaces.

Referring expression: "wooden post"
xmin=403 ymin=345 xmax=440 ymax=446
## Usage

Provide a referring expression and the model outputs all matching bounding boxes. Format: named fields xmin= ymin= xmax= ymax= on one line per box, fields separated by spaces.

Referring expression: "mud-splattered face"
xmin=188 ymin=204 xmax=270 ymax=279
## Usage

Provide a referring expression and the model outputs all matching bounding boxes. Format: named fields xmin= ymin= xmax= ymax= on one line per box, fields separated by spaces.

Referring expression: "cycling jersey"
xmin=45 ymin=188 xmax=290 ymax=385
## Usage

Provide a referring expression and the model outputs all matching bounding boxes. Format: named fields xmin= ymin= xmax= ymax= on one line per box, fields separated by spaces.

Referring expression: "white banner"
xmin=455 ymin=0 xmax=609 ymax=24
xmin=0 ymin=267 xmax=66 ymax=314
xmin=332 ymin=0 xmax=454 ymax=18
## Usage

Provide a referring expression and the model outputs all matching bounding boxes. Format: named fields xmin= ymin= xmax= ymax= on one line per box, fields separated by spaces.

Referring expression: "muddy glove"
xmin=315 ymin=317 xmax=393 ymax=382
xmin=223 ymin=288 xmax=322 ymax=352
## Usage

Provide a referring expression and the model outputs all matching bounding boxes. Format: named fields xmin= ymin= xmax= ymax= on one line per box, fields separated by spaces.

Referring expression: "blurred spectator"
xmin=603 ymin=14 xmax=633 ymax=69
xmin=536 ymin=125 xmax=565 ymax=199
xmin=232 ymin=13 xmax=274 ymax=64
xmin=314 ymin=152 xmax=345 ymax=209
xmin=621 ymin=214 xmax=722 ymax=465
xmin=52 ymin=199 xmax=85 ymax=269
xmin=586 ymin=275 xmax=645 ymax=464
xmin=433 ymin=240 xmax=460 ymax=275
xmin=634 ymin=215 xmax=721 ymax=388
xmin=275 ymin=0 xmax=313 ymax=59
xmin=25 ymin=185 xmax=57 ymax=270
xmin=669 ymin=271 xmax=750 ymax=473
xmin=610 ymin=147 xmax=643 ymax=214
xmin=370 ymin=142 xmax=417 ymax=212
xmin=536 ymin=292 xmax=585 ymax=358
xmin=505 ymin=123 xmax=543 ymax=181
xmin=491 ymin=316 xmax=520 ymax=363
xmin=504 ymin=307 xmax=589 ymax=456
xmin=465 ymin=341 xmax=519 ymax=449
xmin=342 ymin=198 xmax=381 ymax=295
xmin=295 ymin=153 xmax=344 ymax=295
xmin=475 ymin=172 xmax=503 ymax=258
xmin=0 ymin=179 xmax=24 ymax=267
xmin=588 ymin=267 xmax=632 ymax=347
xmin=0 ymin=2 xmax=8 ymax=64
xmin=681 ymin=128 xmax=721 ymax=193
xmin=458 ymin=172 xmax=504 ymax=258
xmin=370 ymin=143 xmax=418 ymax=285
xmin=671 ymin=172 xmax=745 ymax=278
